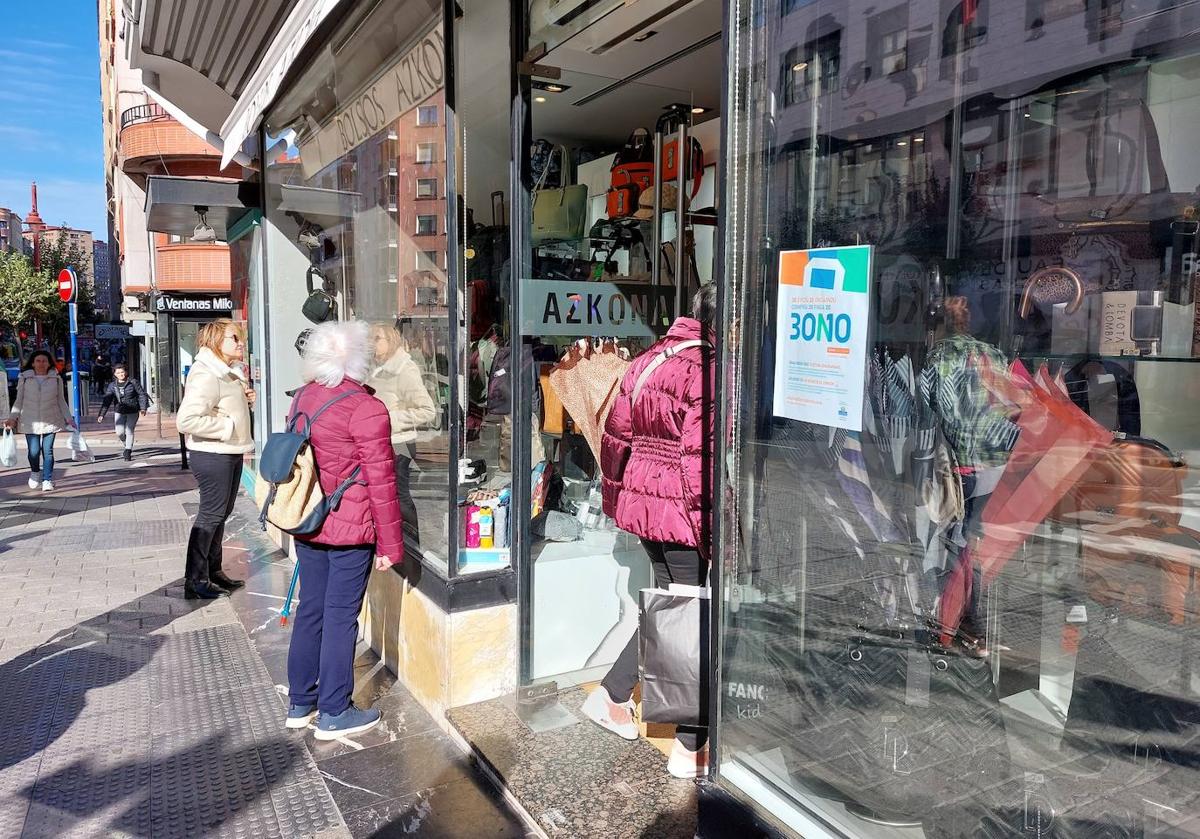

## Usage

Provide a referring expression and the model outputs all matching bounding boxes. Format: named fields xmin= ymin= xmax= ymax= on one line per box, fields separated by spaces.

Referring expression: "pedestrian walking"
xmin=176 ymin=319 xmax=255 ymax=600
xmin=367 ymin=321 xmax=436 ymax=556
xmin=583 ymin=283 xmax=717 ymax=779
xmin=284 ymin=320 xmax=403 ymax=740
xmin=5 ymin=350 xmax=75 ymax=491
xmin=92 ymin=354 xmax=112 ymax=395
xmin=96 ymin=364 xmax=149 ymax=461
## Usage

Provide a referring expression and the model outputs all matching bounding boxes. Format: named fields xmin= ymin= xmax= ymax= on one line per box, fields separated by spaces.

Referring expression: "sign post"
xmin=58 ymin=268 xmax=81 ymax=430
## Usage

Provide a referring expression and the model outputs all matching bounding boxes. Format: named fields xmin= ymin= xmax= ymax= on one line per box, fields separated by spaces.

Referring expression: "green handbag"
xmin=531 ymin=145 xmax=588 ymax=244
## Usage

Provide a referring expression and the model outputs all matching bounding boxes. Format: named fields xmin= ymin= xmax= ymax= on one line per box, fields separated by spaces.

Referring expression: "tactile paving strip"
xmin=269 ymin=775 xmax=342 ymax=837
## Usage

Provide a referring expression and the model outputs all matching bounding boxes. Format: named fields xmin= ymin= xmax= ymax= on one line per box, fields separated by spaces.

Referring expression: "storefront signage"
xmin=299 ymin=23 xmax=444 ymax=178
xmin=772 ymin=246 xmax=873 ymax=431
xmin=155 ymin=295 xmax=234 ymax=313
xmin=96 ymin=324 xmax=131 ymax=340
xmin=520 ymin=280 xmax=675 ymax=338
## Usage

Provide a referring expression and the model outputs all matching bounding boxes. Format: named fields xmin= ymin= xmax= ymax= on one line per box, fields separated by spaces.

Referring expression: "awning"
xmin=144 ymin=177 xmax=260 ymax=239
xmin=125 ymin=0 xmax=343 ymax=164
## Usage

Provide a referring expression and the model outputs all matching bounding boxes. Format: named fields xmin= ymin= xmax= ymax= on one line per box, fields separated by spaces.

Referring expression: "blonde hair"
xmin=369 ymin=322 xmax=404 ymax=360
xmin=302 ymin=320 xmax=371 ymax=387
xmin=197 ymin=319 xmax=245 ymax=364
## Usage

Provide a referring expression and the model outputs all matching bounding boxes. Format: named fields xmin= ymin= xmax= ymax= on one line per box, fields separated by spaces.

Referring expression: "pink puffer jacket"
xmin=600 ymin=317 xmax=715 ymax=550
xmin=292 ymin=381 xmax=403 ymax=566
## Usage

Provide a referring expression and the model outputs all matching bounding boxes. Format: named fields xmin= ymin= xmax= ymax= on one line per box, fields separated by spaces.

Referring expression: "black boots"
xmin=211 ymin=571 xmax=245 ymax=590
xmin=184 ymin=580 xmax=230 ymax=600
xmin=122 ymin=449 xmax=132 ymax=462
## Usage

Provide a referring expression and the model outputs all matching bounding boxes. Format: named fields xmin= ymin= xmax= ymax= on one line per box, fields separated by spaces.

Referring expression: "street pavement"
xmin=0 ymin=440 xmax=533 ymax=838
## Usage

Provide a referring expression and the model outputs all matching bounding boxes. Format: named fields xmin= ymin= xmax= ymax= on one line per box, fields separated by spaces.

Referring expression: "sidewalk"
xmin=0 ymin=445 xmax=534 ymax=838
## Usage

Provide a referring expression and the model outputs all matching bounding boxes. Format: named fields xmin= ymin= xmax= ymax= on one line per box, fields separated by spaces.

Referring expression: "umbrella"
xmin=938 ymin=358 xmax=1111 ymax=641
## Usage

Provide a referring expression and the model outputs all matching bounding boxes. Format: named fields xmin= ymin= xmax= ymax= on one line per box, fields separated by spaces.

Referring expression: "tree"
xmin=37 ymin=230 xmax=95 ymax=345
xmin=0 ymin=250 xmax=54 ymax=333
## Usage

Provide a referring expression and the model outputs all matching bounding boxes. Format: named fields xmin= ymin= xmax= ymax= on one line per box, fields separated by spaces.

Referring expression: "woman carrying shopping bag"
xmin=584 ymin=284 xmax=717 ymax=779
xmin=6 ymin=350 xmax=74 ymax=491
xmin=283 ymin=320 xmax=404 ymax=740
xmin=97 ymin=364 xmax=150 ymax=461
xmin=176 ymin=319 xmax=255 ymax=599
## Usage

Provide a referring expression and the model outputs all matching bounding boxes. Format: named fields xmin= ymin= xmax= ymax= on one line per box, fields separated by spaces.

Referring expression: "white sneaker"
xmin=41 ymin=480 xmax=54 ymax=491
xmin=28 ymin=476 xmax=39 ymax=489
xmin=580 ymin=686 xmax=638 ymax=741
xmin=667 ymin=740 xmax=709 ymax=779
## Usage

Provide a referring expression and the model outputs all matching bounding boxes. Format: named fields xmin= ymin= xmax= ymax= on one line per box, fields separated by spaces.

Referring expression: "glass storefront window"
xmin=720 ymin=1 xmax=1200 ymax=836
xmin=263 ymin=0 xmax=452 ymax=574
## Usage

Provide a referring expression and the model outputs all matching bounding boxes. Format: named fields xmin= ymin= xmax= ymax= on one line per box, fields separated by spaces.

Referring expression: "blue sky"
xmin=0 ymin=7 xmax=105 ymax=241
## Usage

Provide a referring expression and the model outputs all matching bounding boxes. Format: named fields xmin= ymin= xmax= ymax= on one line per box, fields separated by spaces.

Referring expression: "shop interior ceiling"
xmin=529 ymin=0 xmax=722 ymax=146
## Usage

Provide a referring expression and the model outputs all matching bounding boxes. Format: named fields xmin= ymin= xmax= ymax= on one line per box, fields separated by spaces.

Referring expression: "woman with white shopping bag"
xmin=0 ymin=375 xmax=15 ymax=468
xmin=584 ymin=284 xmax=717 ymax=780
xmin=6 ymin=350 xmax=75 ymax=490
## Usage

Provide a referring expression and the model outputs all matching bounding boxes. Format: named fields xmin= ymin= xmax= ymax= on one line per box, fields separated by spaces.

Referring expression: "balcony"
xmin=154 ymin=243 xmax=231 ymax=293
xmin=119 ymin=104 xmax=223 ymax=176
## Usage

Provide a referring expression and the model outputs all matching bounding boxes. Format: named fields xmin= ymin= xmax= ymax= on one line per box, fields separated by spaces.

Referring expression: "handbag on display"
xmin=639 ymin=584 xmax=710 ymax=727
xmin=656 ymin=109 xmax=705 ymax=200
xmin=607 ymin=128 xmax=655 ymax=219
xmin=538 ymin=364 xmax=566 ymax=435
xmin=302 ymin=265 xmax=338 ymax=324
xmin=531 ymin=145 xmax=588 ymax=244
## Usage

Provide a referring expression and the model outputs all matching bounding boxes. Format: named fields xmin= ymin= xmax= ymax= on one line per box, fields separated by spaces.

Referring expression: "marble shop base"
xmin=447 ymin=688 xmax=699 ymax=839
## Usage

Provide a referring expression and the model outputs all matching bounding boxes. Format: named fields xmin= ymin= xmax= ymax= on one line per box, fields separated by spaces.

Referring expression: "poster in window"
xmin=772 ymin=245 xmax=873 ymax=431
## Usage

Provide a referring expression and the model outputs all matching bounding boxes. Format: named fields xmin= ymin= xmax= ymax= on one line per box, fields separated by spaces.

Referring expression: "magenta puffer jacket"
xmin=292 ymin=381 xmax=404 ymax=566
xmin=600 ymin=317 xmax=715 ymax=549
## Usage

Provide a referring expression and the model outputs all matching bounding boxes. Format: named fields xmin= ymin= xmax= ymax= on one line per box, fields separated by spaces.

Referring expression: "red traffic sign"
xmin=57 ymin=267 xmax=77 ymax=303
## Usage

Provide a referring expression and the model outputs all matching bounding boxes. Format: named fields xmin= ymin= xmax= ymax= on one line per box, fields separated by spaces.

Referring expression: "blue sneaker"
xmin=285 ymin=703 xmax=318 ymax=730
xmin=314 ymin=704 xmax=380 ymax=740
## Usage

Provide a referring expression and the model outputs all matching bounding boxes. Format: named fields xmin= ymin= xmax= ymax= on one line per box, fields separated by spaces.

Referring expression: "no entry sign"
xmin=57 ymin=267 xmax=77 ymax=303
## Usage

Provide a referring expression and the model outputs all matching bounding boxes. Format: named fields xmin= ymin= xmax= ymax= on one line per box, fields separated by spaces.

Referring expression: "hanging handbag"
xmin=532 ymin=145 xmax=588 ymax=244
xmin=607 ymin=128 xmax=655 ymax=219
xmin=302 ymin=265 xmax=338 ymax=323
xmin=656 ymin=110 xmax=704 ymax=200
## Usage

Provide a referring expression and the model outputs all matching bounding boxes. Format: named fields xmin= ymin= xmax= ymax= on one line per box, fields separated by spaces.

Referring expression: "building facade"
xmin=91 ymin=239 xmax=113 ymax=319
xmin=98 ymin=0 xmax=240 ymax=408
xmin=0 ymin=208 xmax=26 ymax=254
xmin=126 ymin=0 xmax=1200 ymax=836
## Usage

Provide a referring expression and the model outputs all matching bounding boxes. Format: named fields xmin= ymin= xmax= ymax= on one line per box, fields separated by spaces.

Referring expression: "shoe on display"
xmin=28 ymin=475 xmax=39 ymax=489
xmin=184 ymin=581 xmax=230 ymax=600
xmin=667 ymin=741 xmax=709 ymax=780
xmin=580 ymin=686 xmax=639 ymax=741
xmin=211 ymin=571 xmax=245 ymax=590
xmin=314 ymin=704 xmax=381 ymax=741
xmin=286 ymin=704 xmax=318 ymax=730
xmin=41 ymin=480 xmax=53 ymax=491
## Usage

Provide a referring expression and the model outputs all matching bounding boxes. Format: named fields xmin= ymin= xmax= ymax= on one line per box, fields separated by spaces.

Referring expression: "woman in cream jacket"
xmin=367 ymin=322 xmax=436 ymax=555
xmin=176 ymin=319 xmax=255 ymax=600
xmin=7 ymin=350 xmax=74 ymax=490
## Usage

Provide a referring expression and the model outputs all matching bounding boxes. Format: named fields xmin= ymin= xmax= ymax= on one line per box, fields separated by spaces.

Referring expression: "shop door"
xmin=509 ymin=67 xmax=721 ymax=689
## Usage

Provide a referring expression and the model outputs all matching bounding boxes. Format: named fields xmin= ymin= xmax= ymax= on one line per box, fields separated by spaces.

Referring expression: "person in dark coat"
xmin=97 ymin=364 xmax=149 ymax=461
xmin=284 ymin=320 xmax=404 ymax=741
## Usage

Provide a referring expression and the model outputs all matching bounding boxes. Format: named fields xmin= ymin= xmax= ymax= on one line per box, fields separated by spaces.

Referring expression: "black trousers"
xmin=395 ymin=448 xmax=420 ymax=556
xmin=601 ymin=538 xmax=708 ymax=751
xmin=185 ymin=451 xmax=243 ymax=584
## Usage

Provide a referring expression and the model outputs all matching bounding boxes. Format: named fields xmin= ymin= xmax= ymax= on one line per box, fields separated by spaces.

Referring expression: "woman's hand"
xmin=375 ymin=555 xmax=393 ymax=571
xmin=244 ymin=387 xmax=257 ymax=407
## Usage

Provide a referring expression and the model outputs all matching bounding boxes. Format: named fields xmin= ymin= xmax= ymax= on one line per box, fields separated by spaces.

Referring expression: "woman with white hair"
xmin=284 ymin=319 xmax=404 ymax=740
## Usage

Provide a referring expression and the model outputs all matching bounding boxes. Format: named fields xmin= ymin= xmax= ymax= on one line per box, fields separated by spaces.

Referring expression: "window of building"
xmin=780 ymin=31 xmax=841 ymax=107
xmin=417 ymin=177 xmax=438 ymax=198
xmin=417 ymin=105 xmax=438 ymax=126
xmin=417 ymin=249 xmax=439 ymax=270
xmin=942 ymin=0 xmax=989 ymax=56
xmin=416 ymin=214 xmax=437 ymax=236
xmin=416 ymin=142 xmax=436 ymax=163
xmin=1026 ymin=0 xmax=1081 ymax=29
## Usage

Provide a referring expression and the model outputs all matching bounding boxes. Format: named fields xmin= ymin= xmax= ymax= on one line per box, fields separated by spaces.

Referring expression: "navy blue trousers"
xmin=287 ymin=542 xmax=374 ymax=716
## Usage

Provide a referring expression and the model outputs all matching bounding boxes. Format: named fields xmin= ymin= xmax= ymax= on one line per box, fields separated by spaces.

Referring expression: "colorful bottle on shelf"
xmin=479 ymin=506 xmax=494 ymax=548
xmin=465 ymin=506 xmax=481 ymax=549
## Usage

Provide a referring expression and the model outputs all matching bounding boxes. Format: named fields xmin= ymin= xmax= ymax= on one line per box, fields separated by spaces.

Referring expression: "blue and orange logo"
xmin=779 ymin=246 xmax=870 ymax=293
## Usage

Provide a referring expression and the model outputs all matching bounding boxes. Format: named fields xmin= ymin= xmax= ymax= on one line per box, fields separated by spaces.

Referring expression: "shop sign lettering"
xmin=300 ymin=22 xmax=444 ymax=177
xmin=520 ymin=280 xmax=675 ymax=338
xmin=155 ymin=295 xmax=234 ymax=313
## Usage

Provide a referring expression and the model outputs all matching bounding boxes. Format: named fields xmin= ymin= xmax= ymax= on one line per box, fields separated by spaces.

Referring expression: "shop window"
xmin=416 ymin=214 xmax=437 ymax=236
xmin=416 ymin=177 xmax=437 ymax=198
xmin=868 ymin=6 xmax=909 ymax=79
xmin=416 ymin=142 xmax=437 ymax=163
xmin=417 ymin=104 xmax=439 ymax=126
xmin=722 ymin=2 xmax=1200 ymax=836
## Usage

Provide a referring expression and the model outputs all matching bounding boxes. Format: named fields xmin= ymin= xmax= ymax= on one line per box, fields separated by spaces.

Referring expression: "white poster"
xmin=772 ymin=245 xmax=873 ymax=431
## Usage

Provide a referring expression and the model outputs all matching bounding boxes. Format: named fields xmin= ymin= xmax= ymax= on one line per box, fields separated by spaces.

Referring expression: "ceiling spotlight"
xmin=691 ymin=106 xmax=709 ymax=115
xmin=897 ymin=140 xmax=908 ymax=146
xmin=546 ymin=84 xmax=564 ymax=92
xmin=633 ymin=30 xmax=657 ymax=42
xmin=535 ymin=96 xmax=547 ymax=103
xmin=1024 ymin=112 xmax=1032 ymax=118
xmin=793 ymin=62 xmax=808 ymax=72
xmin=914 ymin=136 xmax=925 ymax=142
xmin=191 ymin=206 xmax=216 ymax=243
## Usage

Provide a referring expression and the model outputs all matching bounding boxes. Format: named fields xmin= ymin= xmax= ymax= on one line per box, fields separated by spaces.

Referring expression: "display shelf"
xmin=1021 ymin=353 xmax=1200 ymax=364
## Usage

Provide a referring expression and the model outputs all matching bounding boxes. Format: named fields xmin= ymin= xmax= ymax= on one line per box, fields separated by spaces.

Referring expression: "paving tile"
xmin=340 ymin=775 xmax=531 ymax=839
xmin=316 ymin=731 xmax=475 ymax=814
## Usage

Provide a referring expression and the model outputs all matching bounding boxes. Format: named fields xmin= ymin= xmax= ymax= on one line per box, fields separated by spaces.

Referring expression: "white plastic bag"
xmin=0 ymin=427 xmax=16 ymax=468
xmin=69 ymin=430 xmax=94 ymax=463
